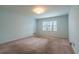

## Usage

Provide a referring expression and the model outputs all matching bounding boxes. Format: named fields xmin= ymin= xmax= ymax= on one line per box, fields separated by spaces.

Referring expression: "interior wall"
xmin=69 ymin=6 xmax=79 ymax=53
xmin=35 ymin=15 xmax=68 ymax=39
xmin=0 ymin=9 xmax=35 ymax=44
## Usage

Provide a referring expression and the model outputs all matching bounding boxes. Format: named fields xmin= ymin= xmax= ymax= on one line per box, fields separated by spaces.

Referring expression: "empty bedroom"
xmin=0 ymin=5 xmax=79 ymax=54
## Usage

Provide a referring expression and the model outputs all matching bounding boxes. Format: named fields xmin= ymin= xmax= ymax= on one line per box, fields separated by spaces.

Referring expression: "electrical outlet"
xmin=70 ymin=42 xmax=75 ymax=46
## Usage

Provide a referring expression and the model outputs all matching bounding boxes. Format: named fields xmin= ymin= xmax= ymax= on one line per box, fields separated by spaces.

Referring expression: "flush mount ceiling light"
xmin=33 ymin=7 xmax=45 ymax=14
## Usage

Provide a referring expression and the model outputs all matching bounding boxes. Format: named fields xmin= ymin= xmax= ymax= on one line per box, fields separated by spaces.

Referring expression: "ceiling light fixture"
xmin=33 ymin=7 xmax=45 ymax=14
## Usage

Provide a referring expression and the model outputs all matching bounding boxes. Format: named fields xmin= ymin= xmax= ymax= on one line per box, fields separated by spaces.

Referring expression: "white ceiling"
xmin=0 ymin=5 xmax=71 ymax=18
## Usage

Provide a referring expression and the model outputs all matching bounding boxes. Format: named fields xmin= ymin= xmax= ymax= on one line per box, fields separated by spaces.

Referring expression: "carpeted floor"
xmin=0 ymin=36 xmax=74 ymax=54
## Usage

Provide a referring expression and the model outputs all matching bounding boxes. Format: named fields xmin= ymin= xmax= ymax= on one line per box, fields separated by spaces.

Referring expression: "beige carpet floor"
xmin=0 ymin=36 xmax=74 ymax=54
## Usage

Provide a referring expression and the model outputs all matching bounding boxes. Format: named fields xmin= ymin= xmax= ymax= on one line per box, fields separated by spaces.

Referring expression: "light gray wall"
xmin=69 ymin=6 xmax=79 ymax=53
xmin=0 ymin=9 xmax=35 ymax=44
xmin=35 ymin=15 xmax=68 ymax=38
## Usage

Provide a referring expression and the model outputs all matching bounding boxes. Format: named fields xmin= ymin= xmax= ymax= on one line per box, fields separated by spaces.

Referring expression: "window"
xmin=42 ymin=21 xmax=53 ymax=31
xmin=53 ymin=21 xmax=57 ymax=31
xmin=42 ymin=21 xmax=57 ymax=31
